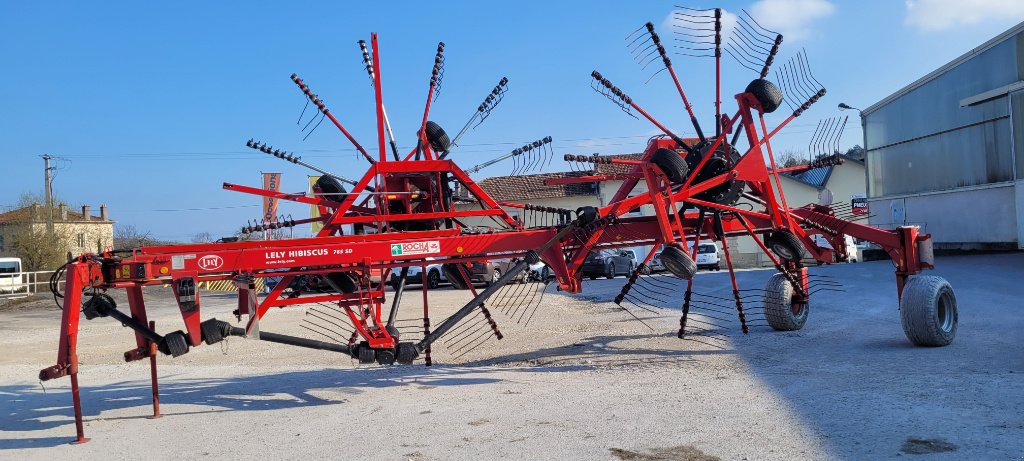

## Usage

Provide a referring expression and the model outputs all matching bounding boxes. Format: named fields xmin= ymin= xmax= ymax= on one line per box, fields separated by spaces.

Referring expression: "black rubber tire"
xmin=640 ymin=265 xmax=652 ymax=275
xmin=375 ymin=348 xmax=396 ymax=366
xmin=900 ymin=276 xmax=957 ymax=347
xmin=764 ymin=273 xmax=808 ymax=331
xmin=159 ymin=331 xmax=190 ymax=358
xmin=650 ymin=148 xmax=689 ymax=183
xmin=588 ymin=275 xmax=598 ymax=280
xmin=660 ymin=245 xmax=697 ymax=280
xmin=576 ymin=206 xmax=599 ymax=226
xmin=766 ymin=230 xmax=805 ymax=263
xmin=426 ymin=269 xmax=441 ymax=289
xmin=442 ymin=264 xmax=469 ymax=290
xmin=396 ymin=342 xmax=418 ymax=364
xmin=314 ymin=175 xmax=347 ymax=202
xmin=200 ymin=318 xmax=225 ymax=345
xmin=325 ymin=272 xmax=358 ymax=294
xmin=356 ymin=343 xmax=376 ymax=364
xmin=745 ymin=78 xmax=783 ymax=114
xmin=605 ymin=263 xmax=615 ymax=279
xmin=424 ymin=121 xmax=451 ymax=153
xmin=488 ymin=269 xmax=501 ymax=287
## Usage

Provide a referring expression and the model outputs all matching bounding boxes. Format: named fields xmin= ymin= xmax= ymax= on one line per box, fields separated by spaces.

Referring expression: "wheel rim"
xmin=771 ymin=242 xmax=795 ymax=261
xmin=428 ymin=272 xmax=439 ymax=287
xmin=937 ymin=290 xmax=955 ymax=333
xmin=493 ymin=270 xmax=501 ymax=283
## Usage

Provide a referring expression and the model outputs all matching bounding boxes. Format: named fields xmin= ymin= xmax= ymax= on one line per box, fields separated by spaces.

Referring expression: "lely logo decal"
xmin=197 ymin=255 xmax=224 ymax=270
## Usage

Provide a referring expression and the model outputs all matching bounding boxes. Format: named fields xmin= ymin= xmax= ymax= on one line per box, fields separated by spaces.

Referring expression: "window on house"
xmin=0 ymin=234 xmax=5 ymax=251
xmin=77 ymin=233 xmax=85 ymax=248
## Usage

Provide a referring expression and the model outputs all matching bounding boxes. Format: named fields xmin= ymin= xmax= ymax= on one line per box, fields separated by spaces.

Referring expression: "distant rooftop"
xmin=0 ymin=204 xmax=111 ymax=224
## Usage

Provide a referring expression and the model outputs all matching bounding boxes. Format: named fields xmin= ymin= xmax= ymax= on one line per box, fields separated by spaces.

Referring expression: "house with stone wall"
xmin=0 ymin=203 xmax=114 ymax=259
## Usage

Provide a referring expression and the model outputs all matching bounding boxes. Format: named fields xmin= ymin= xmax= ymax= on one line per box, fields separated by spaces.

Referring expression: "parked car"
xmin=692 ymin=242 xmax=721 ymax=271
xmin=581 ymin=249 xmax=637 ymax=279
xmin=389 ymin=260 xmax=496 ymax=289
xmin=492 ymin=258 xmax=529 ymax=284
xmin=649 ymin=248 xmax=666 ymax=272
xmin=527 ymin=260 xmax=552 ymax=281
xmin=0 ymin=257 xmax=25 ymax=294
xmin=812 ymin=234 xmax=860 ymax=263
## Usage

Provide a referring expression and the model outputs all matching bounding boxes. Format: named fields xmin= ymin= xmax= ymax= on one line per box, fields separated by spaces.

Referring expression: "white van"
xmin=0 ymin=257 xmax=25 ymax=293
xmin=691 ymin=242 xmax=721 ymax=271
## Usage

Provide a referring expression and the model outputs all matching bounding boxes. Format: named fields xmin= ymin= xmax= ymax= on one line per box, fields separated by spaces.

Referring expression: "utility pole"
xmin=42 ymin=154 xmax=55 ymax=235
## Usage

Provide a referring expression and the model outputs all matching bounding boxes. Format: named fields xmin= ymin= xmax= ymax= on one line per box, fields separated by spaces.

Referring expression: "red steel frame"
xmin=39 ymin=31 xmax=936 ymax=444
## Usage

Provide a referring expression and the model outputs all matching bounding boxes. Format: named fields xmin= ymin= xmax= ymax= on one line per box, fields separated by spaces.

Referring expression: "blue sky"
xmin=2 ymin=0 xmax=1022 ymax=241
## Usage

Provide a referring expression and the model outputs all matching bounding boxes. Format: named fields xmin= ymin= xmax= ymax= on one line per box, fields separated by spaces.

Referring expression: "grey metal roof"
xmin=863 ymin=20 xmax=1024 ymax=115
xmin=784 ymin=166 xmax=832 ymax=190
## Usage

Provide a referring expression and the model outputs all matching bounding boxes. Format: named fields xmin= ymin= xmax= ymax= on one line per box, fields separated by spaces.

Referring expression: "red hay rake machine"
xmin=40 ymin=11 xmax=958 ymax=444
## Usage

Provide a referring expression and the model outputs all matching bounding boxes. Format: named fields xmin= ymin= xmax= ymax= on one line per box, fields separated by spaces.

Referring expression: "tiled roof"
xmin=0 ymin=206 xmax=107 ymax=224
xmin=477 ymin=171 xmax=598 ymax=202
xmin=0 ymin=208 xmax=32 ymax=224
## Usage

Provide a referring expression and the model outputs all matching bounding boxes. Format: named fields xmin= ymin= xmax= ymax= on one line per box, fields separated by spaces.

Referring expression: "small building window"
xmin=0 ymin=234 xmax=5 ymax=251
xmin=77 ymin=233 xmax=85 ymax=248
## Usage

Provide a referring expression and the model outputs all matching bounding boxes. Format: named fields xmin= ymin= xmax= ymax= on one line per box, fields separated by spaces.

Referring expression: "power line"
xmin=7 ymin=128 xmax=826 ymax=160
xmin=117 ymin=204 xmax=262 ymax=213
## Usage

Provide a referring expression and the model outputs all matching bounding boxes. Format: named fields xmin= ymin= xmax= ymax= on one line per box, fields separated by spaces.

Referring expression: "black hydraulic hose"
xmin=387 ymin=266 xmax=410 ymax=328
xmin=99 ymin=305 xmax=164 ymax=344
xmin=417 ymin=258 xmax=531 ymax=352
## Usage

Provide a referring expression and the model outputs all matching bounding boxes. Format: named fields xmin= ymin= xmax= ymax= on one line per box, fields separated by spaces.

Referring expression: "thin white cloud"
xmin=748 ymin=0 xmax=836 ymax=42
xmin=905 ymin=0 xmax=1024 ymax=31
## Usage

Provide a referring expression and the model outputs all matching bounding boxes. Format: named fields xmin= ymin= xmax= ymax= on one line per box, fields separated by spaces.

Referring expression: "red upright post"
xmin=148 ymin=320 xmax=161 ymax=418
xmin=63 ymin=263 xmax=89 ymax=444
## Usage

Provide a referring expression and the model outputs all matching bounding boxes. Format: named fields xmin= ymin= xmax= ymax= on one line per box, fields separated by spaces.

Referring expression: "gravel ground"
xmin=0 ymin=253 xmax=1022 ymax=460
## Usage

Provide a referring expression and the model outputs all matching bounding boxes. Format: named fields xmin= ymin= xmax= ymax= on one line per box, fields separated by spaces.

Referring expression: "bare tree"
xmin=17 ymin=191 xmax=70 ymax=207
xmin=5 ymin=192 xmax=72 ymax=271
xmin=114 ymin=224 xmax=157 ymax=249
xmin=776 ymin=149 xmax=805 ymax=168
xmin=191 ymin=232 xmax=213 ymax=244
xmin=10 ymin=227 xmax=69 ymax=271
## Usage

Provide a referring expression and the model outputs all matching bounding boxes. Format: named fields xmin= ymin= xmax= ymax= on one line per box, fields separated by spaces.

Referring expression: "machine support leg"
xmin=147 ymin=320 xmax=161 ymax=419
xmin=717 ymin=215 xmax=748 ymax=334
xmin=679 ymin=210 xmax=706 ymax=338
xmin=421 ymin=266 xmax=432 ymax=366
xmin=69 ymin=368 xmax=89 ymax=444
xmin=895 ymin=273 xmax=908 ymax=303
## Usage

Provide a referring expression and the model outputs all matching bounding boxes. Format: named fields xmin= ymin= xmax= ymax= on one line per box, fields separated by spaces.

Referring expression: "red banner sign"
xmin=263 ymin=172 xmax=282 ymax=225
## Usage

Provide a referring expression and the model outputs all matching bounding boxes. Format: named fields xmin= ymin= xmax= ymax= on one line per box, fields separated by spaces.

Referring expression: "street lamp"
xmin=838 ymin=102 xmax=870 ymax=197
xmin=838 ymin=102 xmax=861 ymax=112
